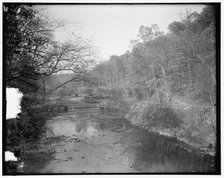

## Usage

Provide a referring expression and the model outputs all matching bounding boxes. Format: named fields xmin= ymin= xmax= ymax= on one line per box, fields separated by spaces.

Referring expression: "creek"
xmin=22 ymin=98 xmax=215 ymax=173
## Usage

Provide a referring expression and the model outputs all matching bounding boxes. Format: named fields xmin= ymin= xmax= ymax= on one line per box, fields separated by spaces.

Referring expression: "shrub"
xmin=150 ymin=107 xmax=183 ymax=128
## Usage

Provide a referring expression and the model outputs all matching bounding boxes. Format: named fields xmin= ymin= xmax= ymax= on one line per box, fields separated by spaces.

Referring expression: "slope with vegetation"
xmin=91 ymin=5 xmax=217 ymax=151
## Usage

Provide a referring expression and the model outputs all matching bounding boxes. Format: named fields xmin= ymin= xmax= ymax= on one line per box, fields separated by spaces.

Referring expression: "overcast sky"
xmin=41 ymin=4 xmax=205 ymax=61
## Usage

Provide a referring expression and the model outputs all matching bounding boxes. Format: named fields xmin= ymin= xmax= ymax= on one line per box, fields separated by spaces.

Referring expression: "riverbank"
xmin=5 ymin=96 xmax=216 ymax=174
xmin=19 ymin=110 xmax=215 ymax=173
xmin=124 ymin=100 xmax=216 ymax=156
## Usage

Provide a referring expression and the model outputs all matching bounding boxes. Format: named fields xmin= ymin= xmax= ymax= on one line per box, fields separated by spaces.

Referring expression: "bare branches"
xmin=51 ymin=73 xmax=93 ymax=92
xmin=197 ymin=55 xmax=216 ymax=84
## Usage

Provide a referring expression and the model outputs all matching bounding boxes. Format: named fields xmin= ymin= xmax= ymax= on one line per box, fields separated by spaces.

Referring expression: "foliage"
xmin=4 ymin=4 xmax=96 ymax=143
xmin=150 ymin=107 xmax=183 ymax=128
xmin=4 ymin=4 xmax=95 ymax=96
xmin=92 ymin=5 xmax=216 ymax=109
xmin=91 ymin=5 xmax=217 ymax=147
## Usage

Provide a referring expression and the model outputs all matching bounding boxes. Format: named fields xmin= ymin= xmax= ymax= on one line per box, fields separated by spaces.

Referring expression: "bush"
xmin=149 ymin=107 xmax=183 ymax=128
xmin=95 ymin=88 xmax=124 ymax=98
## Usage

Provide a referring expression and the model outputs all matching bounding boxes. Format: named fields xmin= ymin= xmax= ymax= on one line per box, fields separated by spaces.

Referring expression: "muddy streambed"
xmin=20 ymin=107 xmax=215 ymax=173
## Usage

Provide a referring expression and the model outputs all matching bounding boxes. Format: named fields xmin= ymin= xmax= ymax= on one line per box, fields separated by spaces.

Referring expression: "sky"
xmin=41 ymin=4 xmax=205 ymax=61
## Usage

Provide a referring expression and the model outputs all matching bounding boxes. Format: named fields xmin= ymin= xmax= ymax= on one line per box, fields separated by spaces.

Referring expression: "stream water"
xmin=36 ymin=105 xmax=215 ymax=173
xmin=19 ymin=98 xmax=215 ymax=174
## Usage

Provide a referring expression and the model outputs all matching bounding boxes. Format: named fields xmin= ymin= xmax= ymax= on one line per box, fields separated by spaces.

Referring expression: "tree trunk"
xmin=161 ymin=65 xmax=170 ymax=104
xmin=116 ymin=73 xmax=119 ymax=88
xmin=177 ymin=73 xmax=181 ymax=87
xmin=187 ymin=62 xmax=193 ymax=88
xmin=145 ymin=76 xmax=150 ymax=99
xmin=106 ymin=74 xmax=110 ymax=88
xmin=43 ymin=82 xmax=45 ymax=105
xmin=152 ymin=66 xmax=160 ymax=104
xmin=40 ymin=75 xmax=46 ymax=105
xmin=161 ymin=65 xmax=168 ymax=90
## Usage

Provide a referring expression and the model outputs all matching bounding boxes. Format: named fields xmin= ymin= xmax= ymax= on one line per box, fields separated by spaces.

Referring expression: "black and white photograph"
xmin=2 ymin=1 xmax=221 ymax=175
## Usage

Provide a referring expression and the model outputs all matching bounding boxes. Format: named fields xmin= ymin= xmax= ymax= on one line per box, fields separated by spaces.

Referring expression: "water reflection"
xmin=126 ymin=129 xmax=215 ymax=172
xmin=46 ymin=119 xmax=100 ymax=138
xmin=45 ymin=115 xmax=215 ymax=173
